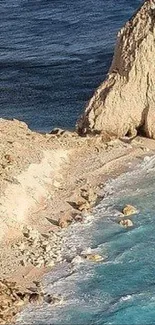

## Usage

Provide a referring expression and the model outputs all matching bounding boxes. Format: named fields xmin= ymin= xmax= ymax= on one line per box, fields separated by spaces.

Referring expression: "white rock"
xmin=46 ymin=260 xmax=55 ymax=268
xmin=45 ymin=245 xmax=51 ymax=253
xmin=71 ymin=255 xmax=83 ymax=265
xmin=18 ymin=242 xmax=25 ymax=251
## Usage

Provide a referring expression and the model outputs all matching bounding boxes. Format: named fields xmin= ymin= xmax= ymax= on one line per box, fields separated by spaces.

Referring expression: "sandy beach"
xmin=0 ymin=118 xmax=155 ymax=323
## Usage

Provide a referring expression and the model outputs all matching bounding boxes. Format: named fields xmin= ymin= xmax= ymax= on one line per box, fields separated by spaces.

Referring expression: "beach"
xmin=0 ymin=118 xmax=155 ymax=323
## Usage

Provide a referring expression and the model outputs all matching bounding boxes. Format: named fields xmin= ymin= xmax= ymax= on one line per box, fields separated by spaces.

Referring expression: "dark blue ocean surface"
xmin=0 ymin=0 xmax=142 ymax=132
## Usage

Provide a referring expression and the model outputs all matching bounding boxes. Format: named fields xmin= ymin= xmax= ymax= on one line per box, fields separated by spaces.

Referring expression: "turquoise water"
xmin=17 ymin=155 xmax=155 ymax=325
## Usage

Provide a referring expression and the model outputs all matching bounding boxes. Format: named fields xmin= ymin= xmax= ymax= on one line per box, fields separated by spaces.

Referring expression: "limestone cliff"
xmin=77 ymin=0 xmax=155 ymax=139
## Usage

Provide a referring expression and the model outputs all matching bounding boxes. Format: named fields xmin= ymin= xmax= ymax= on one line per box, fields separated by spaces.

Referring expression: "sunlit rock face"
xmin=77 ymin=0 xmax=155 ymax=139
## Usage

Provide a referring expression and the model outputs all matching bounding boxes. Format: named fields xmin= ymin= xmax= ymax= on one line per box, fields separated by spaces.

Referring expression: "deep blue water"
xmin=0 ymin=0 xmax=142 ymax=132
xmin=16 ymin=156 xmax=155 ymax=325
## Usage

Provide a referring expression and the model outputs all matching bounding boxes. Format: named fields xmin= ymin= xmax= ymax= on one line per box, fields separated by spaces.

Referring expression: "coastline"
xmin=1 ymin=119 xmax=155 ymax=323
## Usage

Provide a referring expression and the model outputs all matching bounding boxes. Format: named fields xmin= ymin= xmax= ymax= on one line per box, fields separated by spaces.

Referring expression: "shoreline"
xmin=1 ymin=119 xmax=155 ymax=323
xmin=15 ymin=137 xmax=155 ymax=324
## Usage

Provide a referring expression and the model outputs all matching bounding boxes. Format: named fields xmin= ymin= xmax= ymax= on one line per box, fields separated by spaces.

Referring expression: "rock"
xmin=44 ymin=244 xmax=51 ymax=253
xmin=76 ymin=0 xmax=155 ymax=140
xmin=58 ymin=214 xmax=73 ymax=228
xmin=119 ymin=219 xmax=133 ymax=228
xmin=29 ymin=229 xmax=40 ymax=240
xmin=23 ymin=227 xmax=40 ymax=241
xmin=73 ymin=214 xmax=83 ymax=222
xmin=44 ymin=294 xmax=63 ymax=305
xmin=50 ymin=128 xmax=65 ymax=135
xmin=44 ymin=294 xmax=53 ymax=304
xmin=80 ymin=187 xmax=97 ymax=205
xmin=29 ymin=292 xmax=43 ymax=304
xmin=55 ymin=256 xmax=63 ymax=263
xmin=50 ymin=128 xmax=75 ymax=138
xmin=34 ymin=257 xmax=45 ymax=268
xmin=122 ymin=204 xmax=137 ymax=216
xmin=72 ymin=198 xmax=91 ymax=211
xmin=71 ymin=255 xmax=83 ymax=265
xmin=53 ymin=180 xmax=62 ymax=188
xmin=85 ymin=254 xmax=104 ymax=262
xmin=0 ymin=279 xmax=29 ymax=324
xmin=58 ymin=220 xmax=68 ymax=228
xmin=20 ymin=225 xmax=64 ymax=269
xmin=20 ymin=259 xmax=27 ymax=267
xmin=46 ymin=260 xmax=55 ymax=268
xmin=41 ymin=240 xmax=49 ymax=247
xmin=22 ymin=228 xmax=30 ymax=238
xmin=4 ymin=154 xmax=13 ymax=164
xmin=18 ymin=242 xmax=25 ymax=251
xmin=32 ymin=238 xmax=40 ymax=247
xmin=33 ymin=281 xmax=42 ymax=289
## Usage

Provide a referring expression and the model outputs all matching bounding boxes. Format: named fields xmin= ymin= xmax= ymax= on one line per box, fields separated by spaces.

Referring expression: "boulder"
xmin=122 ymin=204 xmax=137 ymax=216
xmin=85 ymin=254 xmax=104 ymax=262
xmin=119 ymin=219 xmax=133 ymax=228
xmin=80 ymin=187 xmax=97 ymax=205
xmin=29 ymin=292 xmax=43 ymax=304
xmin=72 ymin=198 xmax=91 ymax=211
xmin=76 ymin=0 xmax=155 ymax=139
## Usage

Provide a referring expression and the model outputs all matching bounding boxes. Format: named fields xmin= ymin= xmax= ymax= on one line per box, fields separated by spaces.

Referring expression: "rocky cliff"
xmin=77 ymin=0 xmax=155 ymax=139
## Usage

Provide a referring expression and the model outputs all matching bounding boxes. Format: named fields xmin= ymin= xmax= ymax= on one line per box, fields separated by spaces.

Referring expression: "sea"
xmin=0 ymin=0 xmax=142 ymax=132
xmin=3 ymin=0 xmax=155 ymax=324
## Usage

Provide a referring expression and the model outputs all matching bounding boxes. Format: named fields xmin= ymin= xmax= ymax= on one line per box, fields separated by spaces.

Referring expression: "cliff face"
xmin=77 ymin=0 xmax=155 ymax=139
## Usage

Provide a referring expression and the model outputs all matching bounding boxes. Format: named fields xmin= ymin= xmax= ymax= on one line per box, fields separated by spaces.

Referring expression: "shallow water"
xmin=16 ymin=155 xmax=155 ymax=325
xmin=0 ymin=0 xmax=142 ymax=131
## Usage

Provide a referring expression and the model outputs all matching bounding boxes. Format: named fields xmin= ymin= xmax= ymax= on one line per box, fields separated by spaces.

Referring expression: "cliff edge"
xmin=77 ymin=0 xmax=155 ymax=139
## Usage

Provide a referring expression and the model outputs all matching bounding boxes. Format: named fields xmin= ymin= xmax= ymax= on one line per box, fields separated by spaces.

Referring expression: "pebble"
xmin=46 ymin=261 xmax=55 ymax=268
xmin=18 ymin=243 xmax=25 ymax=251
xmin=45 ymin=245 xmax=51 ymax=253
xmin=20 ymin=259 xmax=27 ymax=267
xmin=19 ymin=226 xmax=64 ymax=268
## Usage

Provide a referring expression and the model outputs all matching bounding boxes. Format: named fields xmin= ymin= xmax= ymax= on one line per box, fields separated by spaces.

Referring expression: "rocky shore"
xmin=1 ymin=117 xmax=155 ymax=323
